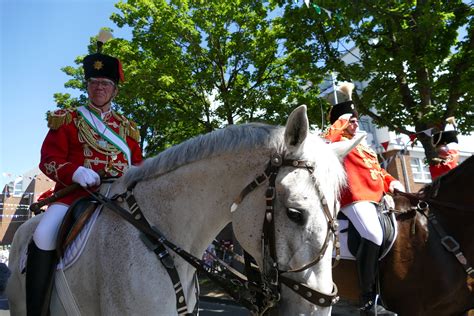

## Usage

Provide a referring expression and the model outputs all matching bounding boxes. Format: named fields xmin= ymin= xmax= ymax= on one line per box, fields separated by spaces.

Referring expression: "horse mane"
xmin=124 ymin=123 xmax=346 ymax=197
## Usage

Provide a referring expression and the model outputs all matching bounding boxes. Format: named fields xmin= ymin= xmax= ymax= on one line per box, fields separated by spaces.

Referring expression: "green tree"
xmin=55 ymin=0 xmax=330 ymax=156
xmin=277 ymin=0 xmax=473 ymax=162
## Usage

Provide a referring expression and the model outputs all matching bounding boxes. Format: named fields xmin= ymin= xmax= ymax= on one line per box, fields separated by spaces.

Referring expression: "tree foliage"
xmin=276 ymin=0 xmax=473 ymax=161
xmin=55 ymin=0 xmax=473 ymax=162
xmin=56 ymin=0 xmax=329 ymax=156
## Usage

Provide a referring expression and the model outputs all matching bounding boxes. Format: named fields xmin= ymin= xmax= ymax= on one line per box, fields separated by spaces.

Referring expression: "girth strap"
xmin=140 ymin=234 xmax=189 ymax=315
xmin=126 ymin=194 xmax=189 ymax=315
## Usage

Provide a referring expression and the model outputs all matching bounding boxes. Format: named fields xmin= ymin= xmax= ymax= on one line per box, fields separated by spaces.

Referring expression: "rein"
xmin=87 ymin=152 xmax=340 ymax=315
xmin=395 ymin=190 xmax=474 ymax=279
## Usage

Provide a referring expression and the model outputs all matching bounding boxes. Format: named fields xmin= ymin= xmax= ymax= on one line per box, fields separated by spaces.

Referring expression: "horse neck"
xmin=131 ymin=148 xmax=271 ymax=258
xmin=423 ymin=163 xmax=474 ymax=248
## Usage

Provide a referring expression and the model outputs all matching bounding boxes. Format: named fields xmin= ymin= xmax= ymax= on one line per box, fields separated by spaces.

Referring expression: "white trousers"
xmin=33 ymin=203 xmax=69 ymax=251
xmin=341 ymin=201 xmax=383 ymax=246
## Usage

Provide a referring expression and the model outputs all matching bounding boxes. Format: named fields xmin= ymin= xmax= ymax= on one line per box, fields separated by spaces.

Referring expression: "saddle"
xmin=56 ymin=197 xmax=99 ymax=259
xmin=337 ymin=199 xmax=397 ymax=260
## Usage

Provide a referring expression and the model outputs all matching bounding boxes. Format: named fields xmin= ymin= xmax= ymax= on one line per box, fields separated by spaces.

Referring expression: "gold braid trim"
xmin=111 ymin=111 xmax=140 ymax=142
xmin=47 ymin=109 xmax=73 ymax=130
xmin=76 ymin=115 xmax=121 ymax=157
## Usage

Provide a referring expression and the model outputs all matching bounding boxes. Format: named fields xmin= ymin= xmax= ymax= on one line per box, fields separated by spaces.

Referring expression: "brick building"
xmin=0 ymin=170 xmax=54 ymax=245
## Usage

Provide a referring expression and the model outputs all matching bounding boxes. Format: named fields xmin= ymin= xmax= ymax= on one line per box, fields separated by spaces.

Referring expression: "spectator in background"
xmin=203 ymin=244 xmax=216 ymax=271
xmin=429 ymin=130 xmax=460 ymax=180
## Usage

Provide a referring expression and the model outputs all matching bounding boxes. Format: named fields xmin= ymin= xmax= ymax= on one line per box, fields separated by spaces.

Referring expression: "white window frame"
xmin=410 ymin=157 xmax=431 ymax=183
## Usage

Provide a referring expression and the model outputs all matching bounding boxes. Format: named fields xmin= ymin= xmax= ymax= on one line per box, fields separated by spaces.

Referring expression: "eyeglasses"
xmin=349 ymin=119 xmax=358 ymax=124
xmin=87 ymin=78 xmax=116 ymax=88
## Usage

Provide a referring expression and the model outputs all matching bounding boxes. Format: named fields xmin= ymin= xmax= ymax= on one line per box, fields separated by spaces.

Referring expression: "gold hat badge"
xmin=93 ymin=60 xmax=104 ymax=70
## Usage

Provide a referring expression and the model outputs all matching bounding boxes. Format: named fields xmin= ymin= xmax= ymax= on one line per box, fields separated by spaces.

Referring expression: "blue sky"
xmin=1 ymin=0 xmax=132 ymax=189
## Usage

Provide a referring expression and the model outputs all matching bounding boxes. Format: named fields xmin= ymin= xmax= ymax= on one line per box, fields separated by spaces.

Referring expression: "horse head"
xmin=232 ymin=105 xmax=361 ymax=315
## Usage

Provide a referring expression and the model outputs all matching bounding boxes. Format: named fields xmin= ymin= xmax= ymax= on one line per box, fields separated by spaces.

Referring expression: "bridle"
xmin=230 ymin=153 xmax=340 ymax=312
xmin=87 ymin=152 xmax=340 ymax=315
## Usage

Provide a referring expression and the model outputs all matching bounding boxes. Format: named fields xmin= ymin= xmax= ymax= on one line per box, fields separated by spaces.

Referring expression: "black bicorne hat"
xmin=83 ymin=30 xmax=124 ymax=84
xmin=328 ymin=100 xmax=358 ymax=124
xmin=431 ymin=130 xmax=458 ymax=146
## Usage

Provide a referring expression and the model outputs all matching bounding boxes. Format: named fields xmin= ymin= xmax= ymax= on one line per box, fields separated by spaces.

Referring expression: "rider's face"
xmin=87 ymin=77 xmax=117 ymax=111
xmin=437 ymin=145 xmax=449 ymax=158
xmin=345 ymin=117 xmax=359 ymax=136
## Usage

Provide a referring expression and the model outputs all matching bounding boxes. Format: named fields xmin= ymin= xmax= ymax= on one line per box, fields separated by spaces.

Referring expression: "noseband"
xmin=231 ymin=153 xmax=340 ymax=311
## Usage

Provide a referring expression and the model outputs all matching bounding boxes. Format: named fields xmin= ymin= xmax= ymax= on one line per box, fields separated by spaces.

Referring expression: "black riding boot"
xmin=356 ymin=238 xmax=397 ymax=316
xmin=26 ymin=241 xmax=57 ymax=316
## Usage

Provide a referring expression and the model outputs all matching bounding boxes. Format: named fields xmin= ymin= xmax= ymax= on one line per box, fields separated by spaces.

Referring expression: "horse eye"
xmin=286 ymin=208 xmax=305 ymax=225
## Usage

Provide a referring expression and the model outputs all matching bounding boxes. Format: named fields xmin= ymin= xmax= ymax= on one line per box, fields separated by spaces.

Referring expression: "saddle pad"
xmin=20 ymin=206 xmax=102 ymax=272
xmin=57 ymin=206 xmax=102 ymax=270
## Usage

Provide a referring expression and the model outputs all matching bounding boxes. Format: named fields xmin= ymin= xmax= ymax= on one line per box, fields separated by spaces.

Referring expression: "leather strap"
xmin=279 ymin=275 xmax=339 ymax=307
xmin=397 ymin=191 xmax=474 ymax=279
xmin=425 ymin=211 xmax=474 ymax=278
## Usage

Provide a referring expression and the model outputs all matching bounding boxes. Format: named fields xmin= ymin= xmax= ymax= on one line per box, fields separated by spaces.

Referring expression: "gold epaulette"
xmin=46 ymin=109 xmax=75 ymax=130
xmin=127 ymin=120 xmax=141 ymax=142
xmin=113 ymin=112 xmax=140 ymax=142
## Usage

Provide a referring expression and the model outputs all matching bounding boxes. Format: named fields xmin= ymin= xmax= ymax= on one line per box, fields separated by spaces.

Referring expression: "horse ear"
xmin=284 ymin=105 xmax=309 ymax=149
xmin=329 ymin=135 xmax=365 ymax=160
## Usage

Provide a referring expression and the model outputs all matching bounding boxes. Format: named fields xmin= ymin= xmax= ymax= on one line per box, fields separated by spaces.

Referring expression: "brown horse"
xmin=333 ymin=155 xmax=474 ymax=316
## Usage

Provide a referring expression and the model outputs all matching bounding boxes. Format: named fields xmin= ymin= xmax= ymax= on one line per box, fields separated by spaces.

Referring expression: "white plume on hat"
xmin=327 ymin=81 xmax=355 ymax=105
xmin=98 ymin=29 xmax=113 ymax=44
xmin=337 ymin=82 xmax=354 ymax=102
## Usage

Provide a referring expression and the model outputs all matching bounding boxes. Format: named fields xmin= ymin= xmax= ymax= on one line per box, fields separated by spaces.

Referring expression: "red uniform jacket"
xmin=40 ymin=106 xmax=143 ymax=205
xmin=429 ymin=149 xmax=459 ymax=180
xmin=324 ymin=118 xmax=396 ymax=207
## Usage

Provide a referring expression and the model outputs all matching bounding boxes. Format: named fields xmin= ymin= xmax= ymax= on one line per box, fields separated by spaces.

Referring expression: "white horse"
xmin=6 ymin=105 xmax=358 ymax=315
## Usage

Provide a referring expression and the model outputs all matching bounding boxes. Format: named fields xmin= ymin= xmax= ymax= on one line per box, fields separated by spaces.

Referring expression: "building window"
xmin=359 ymin=118 xmax=371 ymax=133
xmin=13 ymin=177 xmax=23 ymax=197
xmin=410 ymin=158 xmax=431 ymax=183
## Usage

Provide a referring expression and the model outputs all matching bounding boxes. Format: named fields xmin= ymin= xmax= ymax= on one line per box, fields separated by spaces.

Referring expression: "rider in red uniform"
xmin=26 ymin=31 xmax=143 ymax=316
xmin=324 ymin=83 xmax=401 ymax=316
xmin=429 ymin=130 xmax=459 ymax=180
